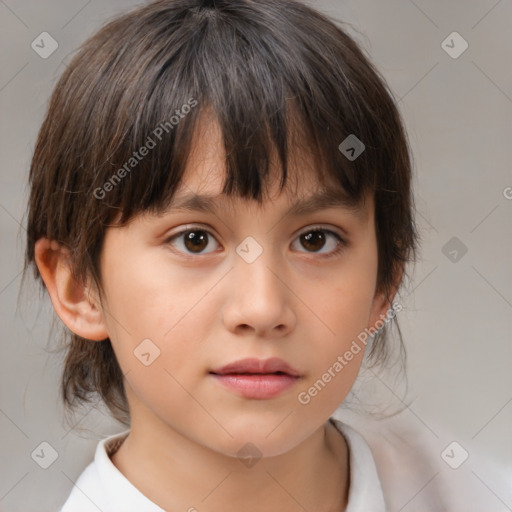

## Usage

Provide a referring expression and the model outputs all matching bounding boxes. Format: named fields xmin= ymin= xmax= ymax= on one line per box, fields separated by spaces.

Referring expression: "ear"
xmin=34 ymin=238 xmax=109 ymax=341
xmin=368 ymin=262 xmax=404 ymax=330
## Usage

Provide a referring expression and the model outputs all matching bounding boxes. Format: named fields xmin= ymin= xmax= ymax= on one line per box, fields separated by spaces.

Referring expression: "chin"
xmin=210 ymin=413 xmax=312 ymax=458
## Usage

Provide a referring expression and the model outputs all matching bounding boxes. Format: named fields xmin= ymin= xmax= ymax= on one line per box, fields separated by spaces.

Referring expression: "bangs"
xmin=83 ymin=1 xmax=388 ymax=225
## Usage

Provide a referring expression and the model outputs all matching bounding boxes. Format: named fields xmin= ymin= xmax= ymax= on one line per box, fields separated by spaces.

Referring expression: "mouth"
xmin=209 ymin=357 xmax=302 ymax=399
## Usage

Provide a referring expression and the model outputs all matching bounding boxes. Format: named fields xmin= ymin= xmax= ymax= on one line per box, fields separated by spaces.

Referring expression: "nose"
xmin=222 ymin=249 xmax=296 ymax=338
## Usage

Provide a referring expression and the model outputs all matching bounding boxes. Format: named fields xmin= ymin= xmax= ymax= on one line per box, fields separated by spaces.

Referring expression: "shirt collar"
xmin=95 ymin=430 xmax=165 ymax=511
xmin=330 ymin=418 xmax=386 ymax=511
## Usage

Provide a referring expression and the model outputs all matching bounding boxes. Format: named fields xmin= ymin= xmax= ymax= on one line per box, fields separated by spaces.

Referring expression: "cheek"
xmin=296 ymin=305 xmax=368 ymax=416
xmin=100 ymin=236 xmax=190 ymax=336
xmin=308 ymin=240 xmax=378 ymax=340
xmin=295 ymin=241 xmax=378 ymax=405
xmin=98 ymin=247 xmax=218 ymax=387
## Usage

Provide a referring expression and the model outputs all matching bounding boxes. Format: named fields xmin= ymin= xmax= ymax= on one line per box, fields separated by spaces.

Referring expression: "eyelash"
xmin=165 ymin=225 xmax=347 ymax=260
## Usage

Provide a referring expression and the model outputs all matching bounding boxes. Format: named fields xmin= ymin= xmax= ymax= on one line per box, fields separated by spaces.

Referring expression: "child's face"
xmin=97 ymin=118 xmax=390 ymax=457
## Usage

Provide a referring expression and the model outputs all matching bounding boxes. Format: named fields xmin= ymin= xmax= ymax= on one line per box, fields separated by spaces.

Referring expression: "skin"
xmin=35 ymin=116 xmax=400 ymax=512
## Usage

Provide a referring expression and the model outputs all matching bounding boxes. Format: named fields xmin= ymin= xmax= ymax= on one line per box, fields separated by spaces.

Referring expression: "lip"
xmin=209 ymin=357 xmax=302 ymax=399
xmin=210 ymin=357 xmax=301 ymax=377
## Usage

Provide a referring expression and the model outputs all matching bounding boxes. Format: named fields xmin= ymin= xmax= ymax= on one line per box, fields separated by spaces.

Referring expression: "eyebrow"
xmin=166 ymin=188 xmax=365 ymax=218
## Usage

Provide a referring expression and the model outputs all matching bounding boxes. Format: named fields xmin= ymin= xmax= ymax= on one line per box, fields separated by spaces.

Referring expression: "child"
xmin=25 ymin=0 xmax=444 ymax=510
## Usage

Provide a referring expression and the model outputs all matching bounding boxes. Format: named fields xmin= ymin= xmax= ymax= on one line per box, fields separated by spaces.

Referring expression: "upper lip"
xmin=210 ymin=357 xmax=301 ymax=377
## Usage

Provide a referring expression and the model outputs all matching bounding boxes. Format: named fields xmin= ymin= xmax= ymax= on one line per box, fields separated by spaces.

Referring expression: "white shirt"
xmin=60 ymin=418 xmax=385 ymax=512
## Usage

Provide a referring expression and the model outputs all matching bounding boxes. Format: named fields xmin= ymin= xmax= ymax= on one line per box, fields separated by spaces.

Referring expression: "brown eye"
xmin=292 ymin=228 xmax=345 ymax=257
xmin=300 ymin=231 xmax=326 ymax=252
xmin=183 ymin=230 xmax=209 ymax=253
xmin=167 ymin=228 xmax=219 ymax=255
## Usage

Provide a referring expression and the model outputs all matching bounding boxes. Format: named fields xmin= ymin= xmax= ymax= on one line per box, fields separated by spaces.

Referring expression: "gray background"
xmin=1 ymin=0 xmax=511 ymax=510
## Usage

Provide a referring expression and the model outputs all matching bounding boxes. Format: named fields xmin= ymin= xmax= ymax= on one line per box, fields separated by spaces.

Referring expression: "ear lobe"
xmin=34 ymin=238 xmax=109 ymax=341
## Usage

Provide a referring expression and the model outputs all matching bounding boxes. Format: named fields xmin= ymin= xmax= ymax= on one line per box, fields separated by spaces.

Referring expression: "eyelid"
xmin=164 ymin=223 xmax=215 ymax=239
xmin=295 ymin=224 xmax=347 ymax=242
xmin=164 ymin=223 xmax=219 ymax=245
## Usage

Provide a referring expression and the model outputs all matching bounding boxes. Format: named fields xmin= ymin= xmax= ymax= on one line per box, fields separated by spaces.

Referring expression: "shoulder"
xmin=59 ymin=430 xmax=165 ymax=512
xmin=331 ymin=410 xmax=505 ymax=512
xmin=331 ymin=413 xmax=449 ymax=511
xmin=59 ymin=460 xmax=105 ymax=512
xmin=341 ymin=414 xmax=448 ymax=510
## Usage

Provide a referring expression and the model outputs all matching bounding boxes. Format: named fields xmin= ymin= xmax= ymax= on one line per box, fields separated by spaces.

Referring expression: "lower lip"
xmin=210 ymin=373 xmax=300 ymax=399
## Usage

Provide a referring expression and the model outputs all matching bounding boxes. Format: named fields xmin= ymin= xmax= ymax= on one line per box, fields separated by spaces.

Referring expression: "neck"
xmin=111 ymin=408 xmax=349 ymax=512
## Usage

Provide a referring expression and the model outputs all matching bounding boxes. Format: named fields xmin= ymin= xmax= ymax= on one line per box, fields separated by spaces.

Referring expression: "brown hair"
xmin=25 ymin=0 xmax=419 ymax=426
